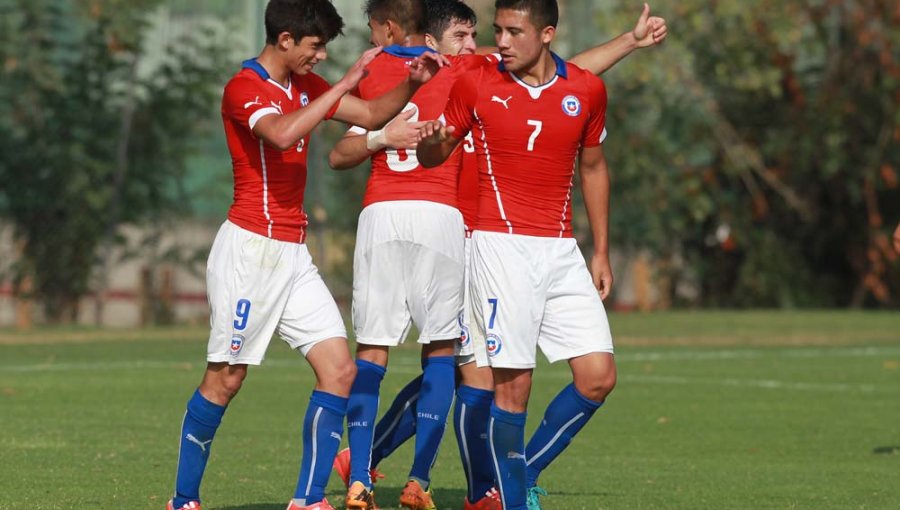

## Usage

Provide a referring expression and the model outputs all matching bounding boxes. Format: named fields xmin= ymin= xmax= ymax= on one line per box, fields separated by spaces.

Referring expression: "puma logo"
xmin=507 ymin=451 xmax=526 ymax=460
xmin=186 ymin=434 xmax=212 ymax=452
xmin=243 ymin=96 xmax=262 ymax=109
xmin=330 ymin=432 xmax=342 ymax=441
xmin=491 ymin=95 xmax=512 ymax=109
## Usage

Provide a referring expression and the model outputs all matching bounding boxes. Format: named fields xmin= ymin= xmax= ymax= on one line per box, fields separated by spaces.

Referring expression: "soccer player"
xmin=417 ymin=1 xmax=618 ymax=509
xmin=326 ymin=2 xmax=490 ymax=508
xmin=164 ymin=1 xmax=446 ymax=510
xmin=331 ymin=1 xmax=666 ymax=509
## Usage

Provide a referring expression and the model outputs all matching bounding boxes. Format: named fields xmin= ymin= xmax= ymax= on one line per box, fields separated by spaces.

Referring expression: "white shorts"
xmin=457 ymin=237 xmax=476 ymax=365
xmin=206 ymin=221 xmax=347 ymax=365
xmin=352 ymin=201 xmax=465 ymax=346
xmin=468 ymin=231 xmax=614 ymax=369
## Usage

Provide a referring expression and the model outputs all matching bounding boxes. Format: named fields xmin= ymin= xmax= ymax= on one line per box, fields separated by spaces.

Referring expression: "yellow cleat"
xmin=345 ymin=480 xmax=378 ymax=510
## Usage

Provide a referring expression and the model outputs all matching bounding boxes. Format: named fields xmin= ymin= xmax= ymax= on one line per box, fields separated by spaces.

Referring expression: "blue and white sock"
xmin=173 ymin=389 xmax=226 ymax=508
xmin=408 ymin=356 xmax=456 ymax=489
xmin=525 ymin=383 xmax=603 ymax=487
xmin=371 ymin=374 xmax=422 ymax=468
xmin=347 ymin=359 xmax=386 ymax=487
xmin=489 ymin=402 xmax=527 ymax=510
xmin=293 ymin=391 xmax=349 ymax=506
xmin=454 ymin=385 xmax=495 ymax=503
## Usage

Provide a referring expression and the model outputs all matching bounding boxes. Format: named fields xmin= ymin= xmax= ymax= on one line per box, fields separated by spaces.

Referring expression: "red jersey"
xmin=354 ymin=48 xmax=490 ymax=209
xmin=457 ymin=54 xmax=500 ymax=234
xmin=221 ymin=59 xmax=340 ymax=243
xmin=444 ymin=54 xmax=607 ymax=238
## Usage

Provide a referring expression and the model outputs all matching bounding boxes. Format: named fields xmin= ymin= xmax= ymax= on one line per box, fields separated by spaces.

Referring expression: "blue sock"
xmin=371 ymin=374 xmax=422 ymax=468
xmin=408 ymin=356 xmax=456 ymax=488
xmin=525 ymin=383 xmax=603 ymax=487
xmin=293 ymin=391 xmax=349 ymax=505
xmin=347 ymin=359 xmax=386 ymax=487
xmin=489 ymin=403 xmax=527 ymax=510
xmin=173 ymin=389 xmax=226 ymax=507
xmin=454 ymin=385 xmax=495 ymax=503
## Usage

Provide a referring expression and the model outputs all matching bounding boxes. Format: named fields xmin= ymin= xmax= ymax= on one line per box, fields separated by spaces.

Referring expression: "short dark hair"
xmin=365 ymin=0 xmax=427 ymax=36
xmin=494 ymin=0 xmax=558 ymax=29
xmin=424 ymin=0 xmax=477 ymax=41
xmin=264 ymin=0 xmax=345 ymax=45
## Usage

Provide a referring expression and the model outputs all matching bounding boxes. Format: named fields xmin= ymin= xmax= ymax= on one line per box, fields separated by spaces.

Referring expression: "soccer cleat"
xmin=286 ymin=498 xmax=336 ymax=510
xmin=464 ymin=487 xmax=502 ymax=510
xmin=345 ymin=481 xmax=378 ymax=510
xmin=333 ymin=448 xmax=386 ymax=489
xmin=399 ymin=479 xmax=436 ymax=510
xmin=525 ymin=486 xmax=548 ymax=510
xmin=166 ymin=501 xmax=200 ymax=510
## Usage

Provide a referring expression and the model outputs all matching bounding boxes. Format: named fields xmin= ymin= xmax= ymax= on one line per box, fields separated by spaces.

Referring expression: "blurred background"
xmin=0 ymin=0 xmax=898 ymax=329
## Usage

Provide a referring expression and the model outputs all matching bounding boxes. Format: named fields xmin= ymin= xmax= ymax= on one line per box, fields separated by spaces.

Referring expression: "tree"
xmin=0 ymin=0 xmax=231 ymax=322
xmin=575 ymin=0 xmax=900 ymax=307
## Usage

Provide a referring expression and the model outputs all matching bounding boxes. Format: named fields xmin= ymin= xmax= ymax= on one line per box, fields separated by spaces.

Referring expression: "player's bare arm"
xmin=328 ymin=108 xmax=428 ymax=170
xmin=568 ymin=3 xmax=667 ymax=75
xmin=415 ymin=120 xmax=459 ymax=168
xmin=893 ymin=222 xmax=900 ymax=254
xmin=252 ymin=46 xmax=384 ymax=150
xmin=333 ymin=52 xmax=449 ymax=131
xmin=580 ymin=144 xmax=614 ymax=300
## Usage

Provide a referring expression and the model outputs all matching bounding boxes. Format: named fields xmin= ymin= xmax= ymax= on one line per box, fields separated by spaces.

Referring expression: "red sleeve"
xmin=306 ymin=72 xmax=341 ymax=120
xmin=222 ymin=76 xmax=279 ymax=131
xmin=582 ymin=74 xmax=607 ymax=148
xmin=443 ymin=68 xmax=480 ymax=139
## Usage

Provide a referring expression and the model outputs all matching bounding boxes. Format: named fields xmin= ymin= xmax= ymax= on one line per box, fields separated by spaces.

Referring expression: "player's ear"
xmin=277 ymin=31 xmax=294 ymax=51
xmin=540 ymin=25 xmax=555 ymax=45
xmin=424 ymin=33 xmax=439 ymax=51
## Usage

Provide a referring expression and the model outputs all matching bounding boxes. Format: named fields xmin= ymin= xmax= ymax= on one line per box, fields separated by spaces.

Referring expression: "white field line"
xmin=619 ymin=374 xmax=885 ymax=394
xmin=2 ymin=347 xmax=900 ymax=395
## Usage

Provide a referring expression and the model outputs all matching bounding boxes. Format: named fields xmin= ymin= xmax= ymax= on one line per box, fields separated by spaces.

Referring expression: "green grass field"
xmin=2 ymin=311 xmax=899 ymax=509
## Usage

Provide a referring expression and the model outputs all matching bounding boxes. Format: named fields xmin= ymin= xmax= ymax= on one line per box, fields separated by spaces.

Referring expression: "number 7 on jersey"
xmin=527 ymin=120 xmax=543 ymax=152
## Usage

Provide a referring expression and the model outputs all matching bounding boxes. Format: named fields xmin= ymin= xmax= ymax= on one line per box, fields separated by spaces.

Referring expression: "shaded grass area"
xmin=1 ymin=311 xmax=899 ymax=509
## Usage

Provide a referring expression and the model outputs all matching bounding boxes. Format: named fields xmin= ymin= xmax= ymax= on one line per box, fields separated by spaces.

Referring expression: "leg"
xmin=172 ymin=363 xmax=247 ymax=508
xmin=489 ymin=368 xmax=532 ymax=510
xmin=454 ymin=362 xmax=496 ymax=503
xmin=371 ymin=373 xmax=422 ymax=468
xmin=347 ymin=344 xmax=389 ymax=487
xmin=525 ymin=353 xmax=615 ymax=488
xmin=290 ymin=338 xmax=358 ymax=507
xmin=407 ymin=340 xmax=457 ymax=489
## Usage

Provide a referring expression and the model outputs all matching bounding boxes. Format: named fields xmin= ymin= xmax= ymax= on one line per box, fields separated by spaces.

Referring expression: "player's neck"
xmin=512 ymin=49 xmax=556 ymax=87
xmin=402 ymin=34 xmax=428 ymax=47
xmin=256 ymin=46 xmax=291 ymax=87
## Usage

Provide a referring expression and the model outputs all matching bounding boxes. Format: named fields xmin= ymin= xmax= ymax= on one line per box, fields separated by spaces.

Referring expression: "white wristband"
xmin=366 ymin=129 xmax=387 ymax=151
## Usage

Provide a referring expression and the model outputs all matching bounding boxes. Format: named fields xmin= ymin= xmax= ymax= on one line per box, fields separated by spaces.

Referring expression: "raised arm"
xmin=569 ymin=3 xmax=667 ymax=75
xmin=328 ymin=108 xmax=426 ymax=170
xmin=249 ymin=47 xmax=383 ymax=150
xmin=332 ymin=52 xmax=448 ymax=131
xmin=579 ymin=144 xmax=613 ymax=300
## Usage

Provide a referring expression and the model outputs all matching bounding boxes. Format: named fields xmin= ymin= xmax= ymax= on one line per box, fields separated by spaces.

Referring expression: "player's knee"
xmin=319 ymin=360 xmax=357 ymax=393
xmin=202 ymin=370 xmax=247 ymax=403
xmin=577 ymin=370 xmax=616 ymax=403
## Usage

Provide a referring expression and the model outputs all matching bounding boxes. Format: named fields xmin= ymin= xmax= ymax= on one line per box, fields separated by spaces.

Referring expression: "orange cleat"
xmin=345 ymin=481 xmax=378 ymax=510
xmin=464 ymin=488 xmax=502 ymax=510
xmin=286 ymin=498 xmax=336 ymax=510
xmin=333 ymin=448 xmax=385 ymax=489
xmin=399 ymin=479 xmax=436 ymax=510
